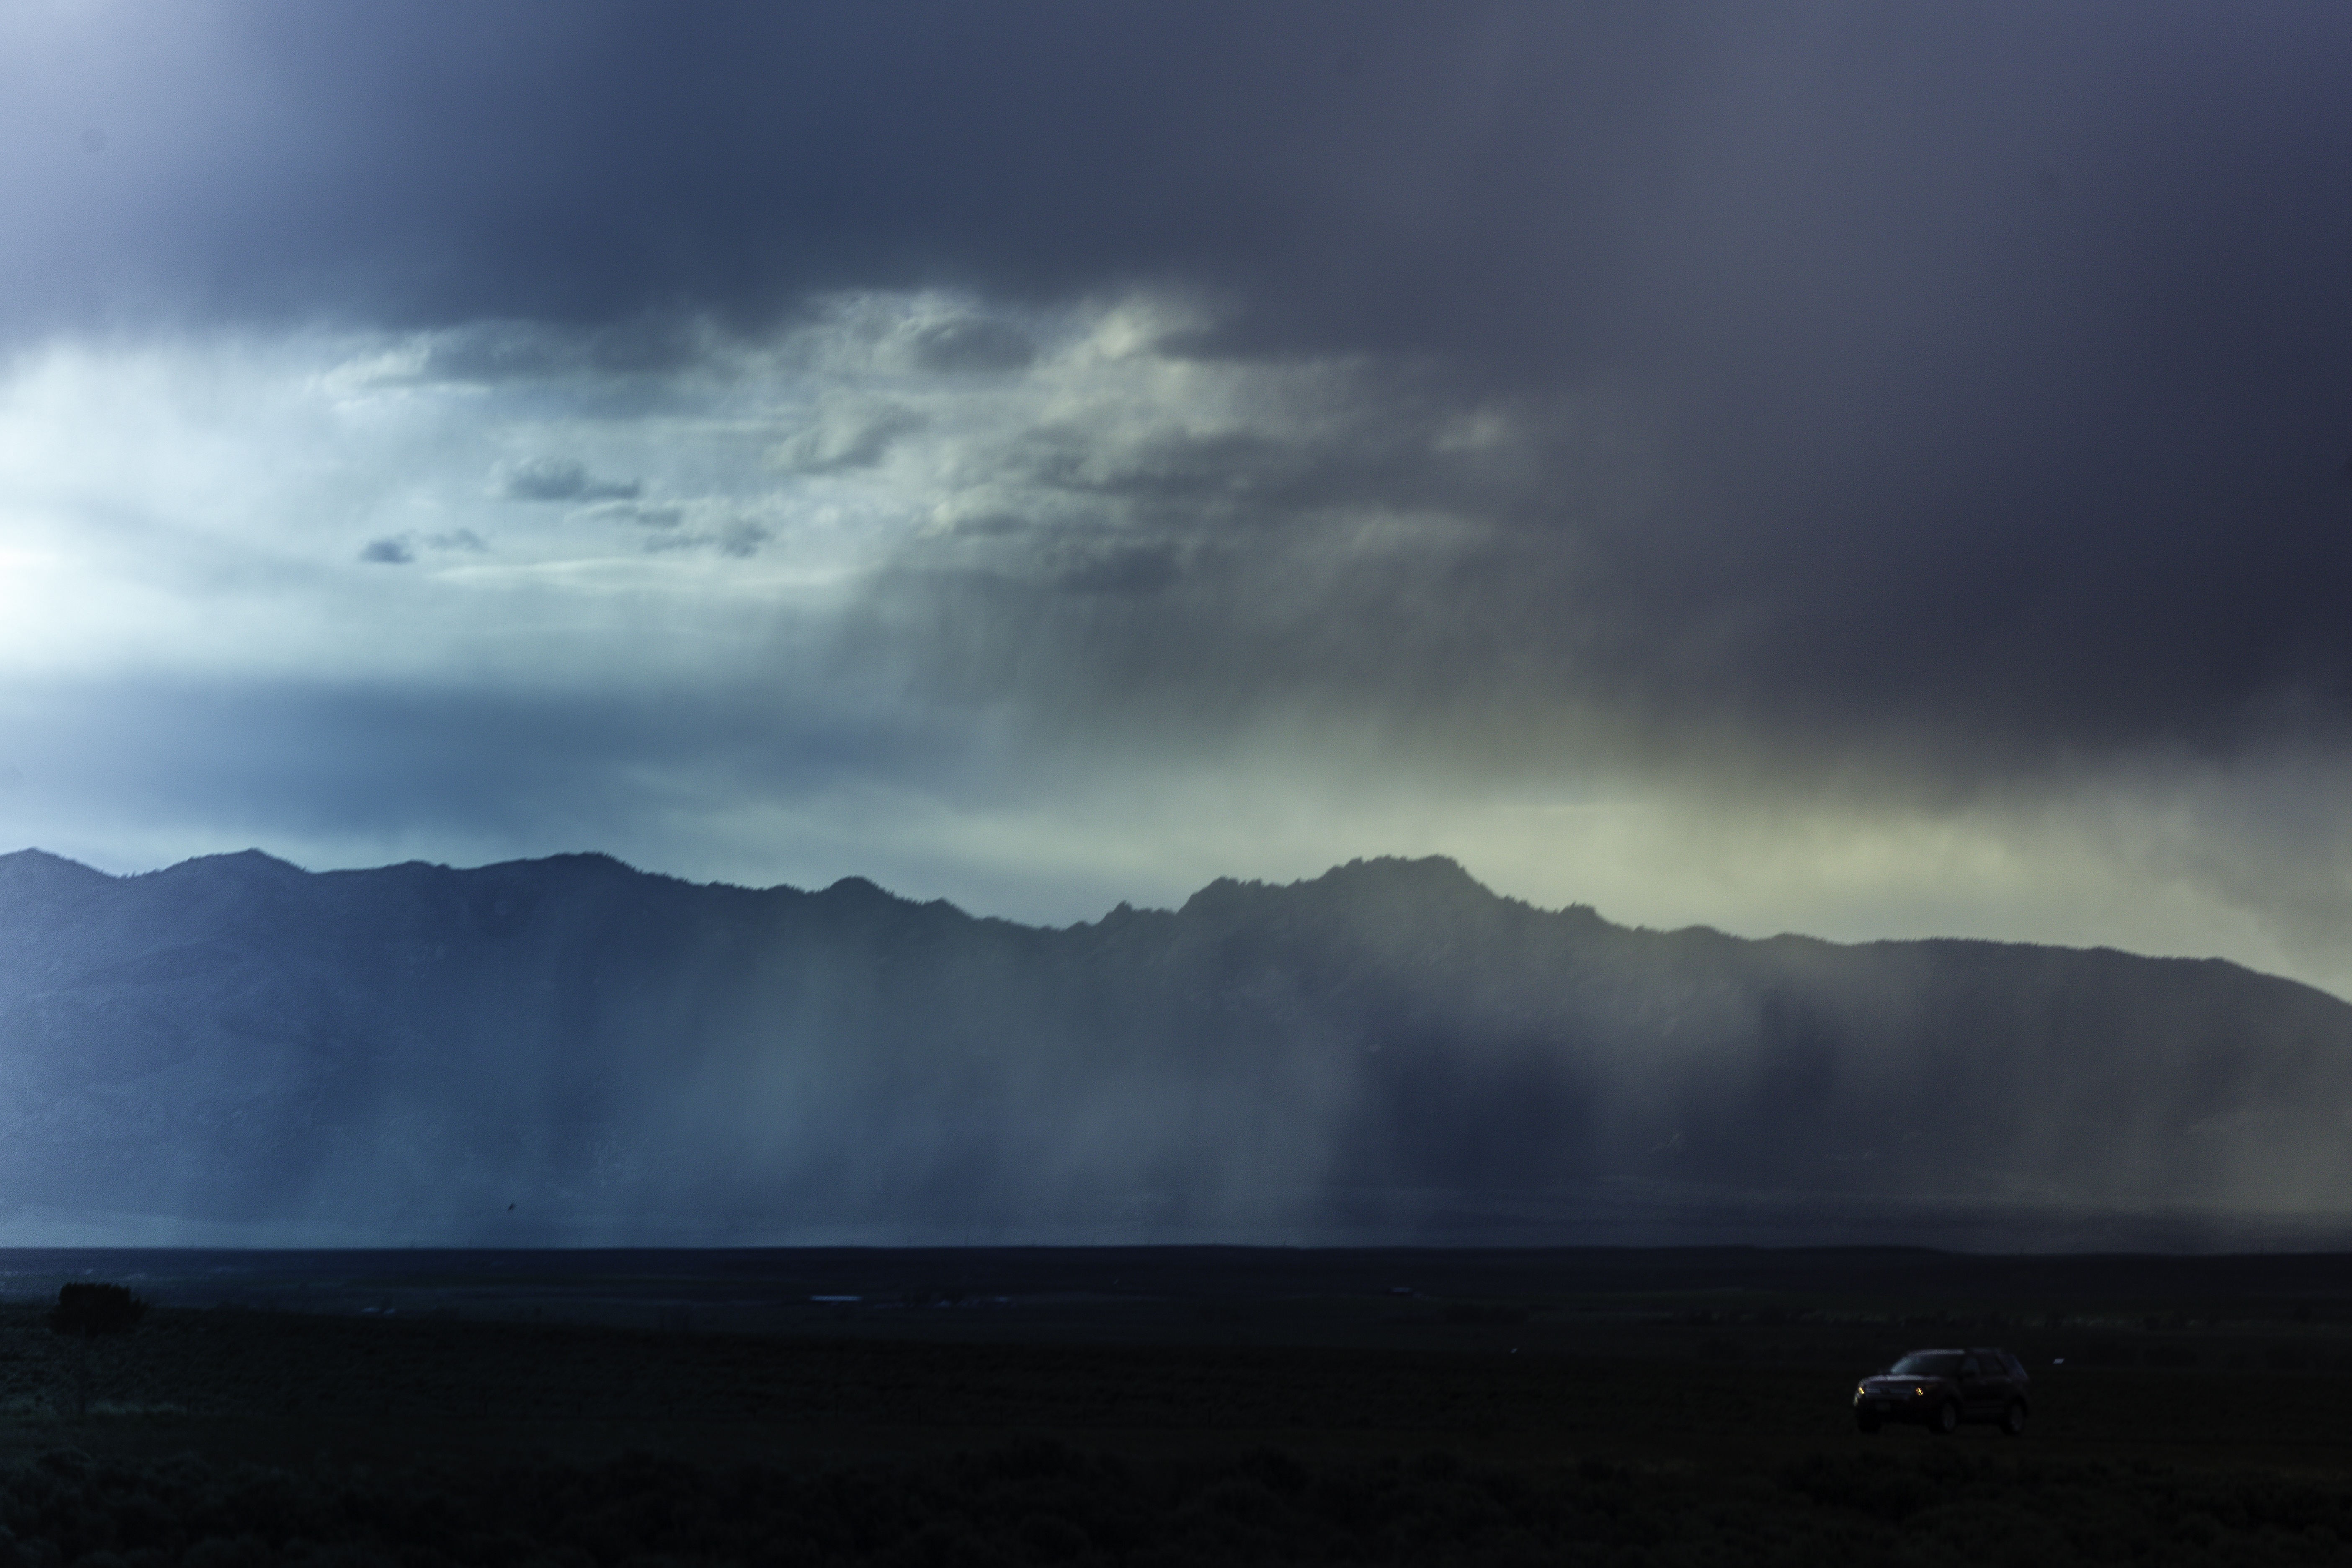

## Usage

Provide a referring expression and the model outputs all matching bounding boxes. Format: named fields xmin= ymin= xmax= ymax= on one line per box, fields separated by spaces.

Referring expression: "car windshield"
xmin=1889 ymin=1353 xmax=1964 ymax=1378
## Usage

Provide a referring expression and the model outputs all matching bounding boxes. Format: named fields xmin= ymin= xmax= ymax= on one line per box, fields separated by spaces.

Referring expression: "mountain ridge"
xmin=2 ymin=846 xmax=2349 ymax=1247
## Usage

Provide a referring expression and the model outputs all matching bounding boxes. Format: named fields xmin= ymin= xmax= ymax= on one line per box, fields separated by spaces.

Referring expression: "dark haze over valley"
xmin=5 ymin=846 xmax=2349 ymax=1250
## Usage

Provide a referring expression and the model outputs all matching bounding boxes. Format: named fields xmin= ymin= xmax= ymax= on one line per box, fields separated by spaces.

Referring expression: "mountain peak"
xmin=1313 ymin=855 xmax=1487 ymax=895
xmin=508 ymin=851 xmax=652 ymax=884
xmin=0 ymin=846 xmax=101 ymax=870
xmin=168 ymin=848 xmax=310 ymax=879
xmin=0 ymin=848 xmax=114 ymax=893
xmin=1175 ymin=855 xmax=1502 ymax=926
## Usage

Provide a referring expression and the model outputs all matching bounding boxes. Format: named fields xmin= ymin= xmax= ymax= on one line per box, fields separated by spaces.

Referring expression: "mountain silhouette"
xmin=3 ymin=848 xmax=2349 ymax=1246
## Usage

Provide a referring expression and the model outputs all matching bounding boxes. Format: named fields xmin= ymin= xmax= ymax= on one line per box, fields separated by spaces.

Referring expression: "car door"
xmin=1959 ymin=1352 xmax=2009 ymax=1418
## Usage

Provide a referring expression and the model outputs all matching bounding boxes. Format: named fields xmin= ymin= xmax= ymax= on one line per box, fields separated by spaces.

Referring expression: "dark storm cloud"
xmin=495 ymin=458 xmax=641 ymax=504
xmin=13 ymin=1 xmax=2352 ymax=784
xmin=357 ymin=537 xmax=412 ymax=565
xmin=5 ymin=1 xmax=1682 ymax=346
xmin=826 ymin=3 xmax=2352 ymax=787
xmin=1054 ymin=544 xmax=1182 ymax=599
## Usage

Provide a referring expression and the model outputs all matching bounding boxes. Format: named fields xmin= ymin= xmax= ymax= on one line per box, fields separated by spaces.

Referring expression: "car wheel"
xmin=1929 ymin=1400 xmax=1960 ymax=1436
xmin=2001 ymin=1401 xmax=2027 ymax=1437
xmin=1855 ymin=1413 xmax=1881 ymax=1434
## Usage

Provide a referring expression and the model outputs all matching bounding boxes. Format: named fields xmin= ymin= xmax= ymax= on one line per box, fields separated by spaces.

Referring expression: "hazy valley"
xmin=3 ymin=848 xmax=2348 ymax=1248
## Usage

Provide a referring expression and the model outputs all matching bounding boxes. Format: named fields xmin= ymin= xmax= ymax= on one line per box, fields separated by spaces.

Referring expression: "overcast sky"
xmin=4 ymin=1 xmax=2352 ymax=996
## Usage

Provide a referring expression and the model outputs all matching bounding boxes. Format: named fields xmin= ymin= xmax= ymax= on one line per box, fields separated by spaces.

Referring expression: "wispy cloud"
xmin=357 ymin=529 xmax=488 ymax=565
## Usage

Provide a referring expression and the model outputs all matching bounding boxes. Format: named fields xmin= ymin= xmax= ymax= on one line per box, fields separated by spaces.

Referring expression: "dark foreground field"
xmin=4 ymin=1247 xmax=2352 ymax=1563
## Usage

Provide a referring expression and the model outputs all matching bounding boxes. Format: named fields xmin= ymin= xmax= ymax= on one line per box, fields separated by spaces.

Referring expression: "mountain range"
xmin=3 ymin=847 xmax=2350 ymax=1248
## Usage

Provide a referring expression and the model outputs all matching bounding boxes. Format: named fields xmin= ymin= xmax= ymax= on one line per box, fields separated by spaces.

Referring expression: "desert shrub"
xmin=48 ymin=1286 xmax=147 ymax=1340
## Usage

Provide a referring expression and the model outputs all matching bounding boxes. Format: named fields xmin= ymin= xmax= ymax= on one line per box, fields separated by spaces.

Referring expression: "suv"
xmin=1853 ymin=1348 xmax=2030 ymax=1435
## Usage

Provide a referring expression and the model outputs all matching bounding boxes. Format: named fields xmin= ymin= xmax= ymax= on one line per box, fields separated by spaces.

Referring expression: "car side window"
xmin=1958 ymin=1356 xmax=1981 ymax=1377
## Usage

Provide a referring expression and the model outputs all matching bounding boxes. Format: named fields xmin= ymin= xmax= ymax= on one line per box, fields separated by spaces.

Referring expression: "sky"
xmin=3 ymin=1 xmax=2352 ymax=997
